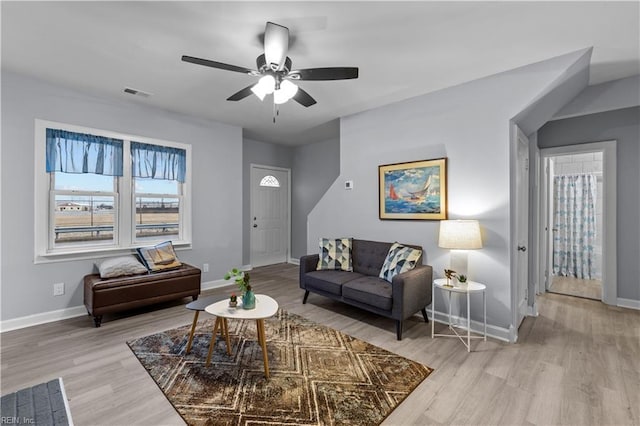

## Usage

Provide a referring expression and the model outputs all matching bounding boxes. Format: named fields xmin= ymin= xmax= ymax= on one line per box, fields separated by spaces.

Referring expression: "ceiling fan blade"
xmin=264 ymin=22 xmax=289 ymax=71
xmin=182 ymin=55 xmax=254 ymax=75
xmin=227 ymin=84 xmax=256 ymax=101
xmin=290 ymin=67 xmax=359 ymax=81
xmin=292 ymin=87 xmax=317 ymax=107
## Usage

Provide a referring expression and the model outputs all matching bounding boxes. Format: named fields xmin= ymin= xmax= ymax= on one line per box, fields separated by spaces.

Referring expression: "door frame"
xmin=510 ymin=124 xmax=531 ymax=342
xmin=537 ymin=141 xmax=617 ymax=305
xmin=249 ymin=163 xmax=292 ymax=267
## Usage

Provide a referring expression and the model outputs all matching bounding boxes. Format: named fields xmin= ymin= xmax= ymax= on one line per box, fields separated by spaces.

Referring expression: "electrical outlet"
xmin=203 ymin=263 xmax=209 ymax=273
xmin=53 ymin=282 xmax=65 ymax=296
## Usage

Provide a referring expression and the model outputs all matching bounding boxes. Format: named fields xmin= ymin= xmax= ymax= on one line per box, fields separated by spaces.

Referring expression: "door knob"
xmin=517 ymin=246 xmax=527 ymax=252
xmin=253 ymin=224 xmax=258 ymax=228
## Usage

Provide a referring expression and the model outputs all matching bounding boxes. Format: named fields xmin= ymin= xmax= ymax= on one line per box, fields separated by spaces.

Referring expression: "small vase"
xmin=242 ymin=290 xmax=256 ymax=310
xmin=229 ymin=300 xmax=237 ymax=308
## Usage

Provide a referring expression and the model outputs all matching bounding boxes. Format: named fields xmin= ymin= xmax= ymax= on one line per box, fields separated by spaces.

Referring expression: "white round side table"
xmin=205 ymin=294 xmax=279 ymax=377
xmin=431 ymin=278 xmax=487 ymax=352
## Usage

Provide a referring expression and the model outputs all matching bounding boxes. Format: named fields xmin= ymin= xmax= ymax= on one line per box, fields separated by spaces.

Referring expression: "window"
xmin=35 ymin=120 xmax=191 ymax=260
xmin=259 ymin=175 xmax=280 ymax=187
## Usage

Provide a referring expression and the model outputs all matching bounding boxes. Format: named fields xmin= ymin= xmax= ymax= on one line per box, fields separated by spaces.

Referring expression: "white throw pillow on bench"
xmin=96 ymin=255 xmax=148 ymax=279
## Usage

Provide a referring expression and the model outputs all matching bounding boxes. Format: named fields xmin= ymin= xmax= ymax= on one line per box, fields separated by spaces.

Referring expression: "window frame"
xmin=35 ymin=119 xmax=192 ymax=263
xmin=49 ymin=182 xmax=120 ymax=250
xmin=132 ymin=182 xmax=183 ymax=244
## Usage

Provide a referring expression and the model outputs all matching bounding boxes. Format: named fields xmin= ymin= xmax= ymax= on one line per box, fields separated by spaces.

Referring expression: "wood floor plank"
xmin=1 ymin=263 xmax=639 ymax=425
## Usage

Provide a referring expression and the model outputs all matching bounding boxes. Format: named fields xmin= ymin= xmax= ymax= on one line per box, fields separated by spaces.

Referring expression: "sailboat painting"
xmin=378 ymin=158 xmax=447 ymax=220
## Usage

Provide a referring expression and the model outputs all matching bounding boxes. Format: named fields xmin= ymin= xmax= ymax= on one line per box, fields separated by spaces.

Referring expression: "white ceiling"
xmin=2 ymin=1 xmax=639 ymax=145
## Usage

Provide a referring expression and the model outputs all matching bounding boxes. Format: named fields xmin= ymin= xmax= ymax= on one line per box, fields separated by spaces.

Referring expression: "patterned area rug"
xmin=127 ymin=309 xmax=432 ymax=425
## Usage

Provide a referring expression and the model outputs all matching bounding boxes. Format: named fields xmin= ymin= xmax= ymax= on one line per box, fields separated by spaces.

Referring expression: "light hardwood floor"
xmin=549 ymin=275 xmax=602 ymax=300
xmin=1 ymin=264 xmax=639 ymax=425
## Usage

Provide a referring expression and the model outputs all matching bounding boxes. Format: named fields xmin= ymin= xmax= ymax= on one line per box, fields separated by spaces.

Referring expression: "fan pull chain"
xmin=272 ymin=101 xmax=280 ymax=124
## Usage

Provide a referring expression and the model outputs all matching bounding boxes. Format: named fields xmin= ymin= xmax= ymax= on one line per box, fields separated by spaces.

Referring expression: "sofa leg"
xmin=302 ymin=290 xmax=309 ymax=304
xmin=192 ymin=294 xmax=199 ymax=301
xmin=93 ymin=315 xmax=103 ymax=328
xmin=396 ymin=320 xmax=403 ymax=340
xmin=421 ymin=308 xmax=429 ymax=323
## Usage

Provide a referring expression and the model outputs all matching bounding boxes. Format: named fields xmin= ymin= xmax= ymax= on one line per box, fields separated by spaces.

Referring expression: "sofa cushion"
xmin=351 ymin=240 xmax=394 ymax=276
xmin=379 ymin=243 xmax=423 ymax=282
xmin=343 ymin=276 xmax=393 ymax=311
xmin=317 ymin=238 xmax=353 ymax=271
xmin=304 ymin=270 xmax=362 ymax=296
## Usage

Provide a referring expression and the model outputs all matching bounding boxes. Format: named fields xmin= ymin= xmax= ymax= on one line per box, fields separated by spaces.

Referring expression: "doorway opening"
xmin=538 ymin=141 xmax=617 ymax=305
xmin=547 ymin=152 xmax=603 ymax=300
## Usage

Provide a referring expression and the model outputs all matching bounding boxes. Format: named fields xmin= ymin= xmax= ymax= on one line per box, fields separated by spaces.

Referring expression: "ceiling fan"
xmin=182 ymin=21 xmax=359 ymax=109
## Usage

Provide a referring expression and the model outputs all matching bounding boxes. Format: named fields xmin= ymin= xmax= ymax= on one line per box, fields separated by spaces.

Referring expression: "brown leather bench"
xmin=84 ymin=263 xmax=201 ymax=327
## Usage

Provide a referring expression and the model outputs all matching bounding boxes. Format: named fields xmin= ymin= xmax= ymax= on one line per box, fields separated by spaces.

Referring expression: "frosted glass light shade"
xmin=274 ymin=80 xmax=298 ymax=104
xmin=251 ymin=75 xmax=276 ymax=100
xmin=438 ymin=220 xmax=482 ymax=249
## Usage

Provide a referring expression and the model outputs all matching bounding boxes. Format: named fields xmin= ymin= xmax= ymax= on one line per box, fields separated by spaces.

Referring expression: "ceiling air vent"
xmin=123 ymin=87 xmax=151 ymax=98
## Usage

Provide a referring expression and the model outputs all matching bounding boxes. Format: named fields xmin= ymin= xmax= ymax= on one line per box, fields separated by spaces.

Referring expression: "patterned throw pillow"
xmin=316 ymin=238 xmax=353 ymax=271
xmin=379 ymin=243 xmax=422 ymax=283
xmin=96 ymin=256 xmax=148 ymax=279
xmin=137 ymin=241 xmax=182 ymax=272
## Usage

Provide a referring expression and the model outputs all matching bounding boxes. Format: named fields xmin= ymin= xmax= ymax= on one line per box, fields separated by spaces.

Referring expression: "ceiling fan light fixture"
xmin=274 ymin=80 xmax=299 ymax=104
xmin=251 ymin=75 xmax=276 ymax=100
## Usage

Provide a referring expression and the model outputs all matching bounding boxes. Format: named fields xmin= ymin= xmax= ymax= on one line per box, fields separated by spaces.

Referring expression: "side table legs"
xmin=205 ymin=317 xmax=230 ymax=366
xmin=256 ymin=319 xmax=270 ymax=378
xmin=185 ymin=311 xmax=200 ymax=354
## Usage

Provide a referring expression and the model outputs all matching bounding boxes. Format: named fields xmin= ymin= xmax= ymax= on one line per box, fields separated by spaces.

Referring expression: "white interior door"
xmin=250 ymin=165 xmax=289 ymax=267
xmin=515 ymin=126 xmax=530 ymax=327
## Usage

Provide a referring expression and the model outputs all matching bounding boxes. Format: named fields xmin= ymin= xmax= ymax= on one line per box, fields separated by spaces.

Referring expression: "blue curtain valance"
xmin=131 ymin=141 xmax=186 ymax=183
xmin=46 ymin=129 xmax=123 ymax=176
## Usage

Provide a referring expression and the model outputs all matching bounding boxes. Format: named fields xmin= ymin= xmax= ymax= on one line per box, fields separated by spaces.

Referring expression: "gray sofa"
xmin=299 ymin=239 xmax=433 ymax=340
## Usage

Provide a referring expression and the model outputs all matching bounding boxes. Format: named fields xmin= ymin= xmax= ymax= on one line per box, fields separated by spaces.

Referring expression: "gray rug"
xmin=0 ymin=378 xmax=73 ymax=426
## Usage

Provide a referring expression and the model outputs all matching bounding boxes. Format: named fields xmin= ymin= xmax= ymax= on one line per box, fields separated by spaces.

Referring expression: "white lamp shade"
xmin=438 ymin=220 xmax=482 ymax=249
xmin=274 ymin=80 xmax=298 ymax=104
xmin=251 ymin=75 xmax=276 ymax=100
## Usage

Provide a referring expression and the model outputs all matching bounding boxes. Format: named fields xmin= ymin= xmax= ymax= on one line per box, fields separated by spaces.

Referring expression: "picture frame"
xmin=378 ymin=158 xmax=447 ymax=220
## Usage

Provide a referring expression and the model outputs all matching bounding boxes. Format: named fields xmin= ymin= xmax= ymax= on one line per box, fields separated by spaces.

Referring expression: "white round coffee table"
xmin=204 ymin=294 xmax=279 ymax=377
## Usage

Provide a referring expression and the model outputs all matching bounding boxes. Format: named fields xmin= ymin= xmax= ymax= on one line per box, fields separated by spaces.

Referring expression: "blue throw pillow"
xmin=379 ymin=243 xmax=422 ymax=282
xmin=316 ymin=238 xmax=353 ymax=271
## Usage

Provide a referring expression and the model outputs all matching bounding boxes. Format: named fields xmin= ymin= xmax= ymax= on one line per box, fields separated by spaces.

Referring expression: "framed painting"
xmin=379 ymin=158 xmax=447 ymax=220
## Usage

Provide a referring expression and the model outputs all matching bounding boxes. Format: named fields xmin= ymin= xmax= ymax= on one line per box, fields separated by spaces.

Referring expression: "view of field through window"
xmin=53 ymin=173 xmax=180 ymax=245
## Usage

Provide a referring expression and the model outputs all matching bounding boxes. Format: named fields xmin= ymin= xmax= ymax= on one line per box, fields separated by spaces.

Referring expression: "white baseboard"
xmin=427 ymin=309 xmax=512 ymax=343
xmin=2 ymin=280 xmax=234 ymax=333
xmin=201 ymin=279 xmax=235 ymax=291
xmin=617 ymin=298 xmax=640 ymax=310
xmin=288 ymin=258 xmax=300 ymax=265
xmin=0 ymin=305 xmax=87 ymax=333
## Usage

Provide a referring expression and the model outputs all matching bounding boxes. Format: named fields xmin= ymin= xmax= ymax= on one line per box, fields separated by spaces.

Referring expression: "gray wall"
xmin=307 ymin=49 xmax=590 ymax=336
xmin=242 ymin=136 xmax=341 ymax=263
xmin=538 ymin=106 xmax=640 ymax=301
xmin=1 ymin=71 xmax=243 ymax=321
xmin=554 ymin=75 xmax=640 ymax=120
xmin=291 ymin=137 xmax=340 ymax=258
xmin=242 ymin=138 xmax=293 ymax=264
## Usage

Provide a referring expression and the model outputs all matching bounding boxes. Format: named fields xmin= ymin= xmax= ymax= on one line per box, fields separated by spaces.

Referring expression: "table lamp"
xmin=438 ymin=219 xmax=482 ymax=278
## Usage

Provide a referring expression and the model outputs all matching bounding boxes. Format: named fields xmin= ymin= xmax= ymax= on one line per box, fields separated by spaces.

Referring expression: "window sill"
xmin=34 ymin=241 xmax=192 ymax=264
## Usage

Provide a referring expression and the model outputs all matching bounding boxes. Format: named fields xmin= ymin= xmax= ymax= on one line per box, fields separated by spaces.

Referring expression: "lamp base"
xmin=449 ymin=250 xmax=469 ymax=277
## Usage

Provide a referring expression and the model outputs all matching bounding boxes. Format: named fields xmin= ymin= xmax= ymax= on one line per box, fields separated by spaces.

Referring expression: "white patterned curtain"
xmin=553 ymin=174 xmax=597 ymax=279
